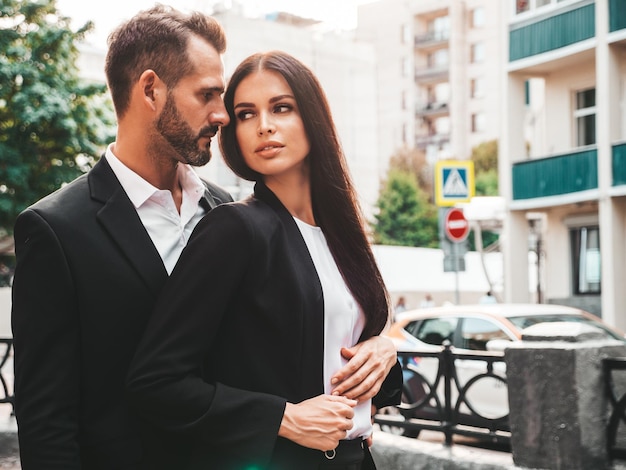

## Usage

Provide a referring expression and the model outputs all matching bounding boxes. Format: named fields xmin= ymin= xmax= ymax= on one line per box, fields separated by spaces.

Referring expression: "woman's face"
xmin=233 ymin=69 xmax=311 ymax=184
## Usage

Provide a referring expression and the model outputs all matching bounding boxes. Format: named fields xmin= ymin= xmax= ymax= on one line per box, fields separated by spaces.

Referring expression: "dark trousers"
xmin=317 ymin=440 xmax=376 ymax=470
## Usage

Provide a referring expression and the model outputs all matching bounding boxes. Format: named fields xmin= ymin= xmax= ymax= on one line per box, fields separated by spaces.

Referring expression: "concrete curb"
xmin=370 ymin=432 xmax=528 ymax=470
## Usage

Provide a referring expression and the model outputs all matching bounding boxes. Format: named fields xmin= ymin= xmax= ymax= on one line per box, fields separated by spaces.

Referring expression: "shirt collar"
xmin=105 ymin=144 xmax=205 ymax=209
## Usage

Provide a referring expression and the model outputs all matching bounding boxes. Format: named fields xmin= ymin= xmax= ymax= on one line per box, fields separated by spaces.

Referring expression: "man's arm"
xmin=12 ymin=210 xmax=82 ymax=469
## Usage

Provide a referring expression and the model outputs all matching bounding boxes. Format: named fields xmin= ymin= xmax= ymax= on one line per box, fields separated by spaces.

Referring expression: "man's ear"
xmin=138 ymin=69 xmax=164 ymax=111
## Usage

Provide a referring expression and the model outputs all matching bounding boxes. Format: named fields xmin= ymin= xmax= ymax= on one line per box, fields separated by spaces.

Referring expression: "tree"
xmin=470 ymin=140 xmax=499 ymax=250
xmin=388 ymin=147 xmax=433 ymax=199
xmin=472 ymin=140 xmax=498 ymax=196
xmin=0 ymin=0 xmax=114 ymax=239
xmin=372 ymin=168 xmax=438 ymax=248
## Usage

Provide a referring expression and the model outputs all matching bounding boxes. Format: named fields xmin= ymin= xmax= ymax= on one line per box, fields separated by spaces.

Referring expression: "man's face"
xmin=155 ymin=36 xmax=229 ymax=166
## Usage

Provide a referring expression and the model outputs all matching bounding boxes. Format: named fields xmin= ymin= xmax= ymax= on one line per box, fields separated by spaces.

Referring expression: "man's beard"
xmin=156 ymin=94 xmax=217 ymax=167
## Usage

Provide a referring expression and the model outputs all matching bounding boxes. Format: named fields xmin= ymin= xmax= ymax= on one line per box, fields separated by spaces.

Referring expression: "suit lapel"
xmin=254 ymin=182 xmax=325 ymax=394
xmin=89 ymin=158 xmax=168 ymax=295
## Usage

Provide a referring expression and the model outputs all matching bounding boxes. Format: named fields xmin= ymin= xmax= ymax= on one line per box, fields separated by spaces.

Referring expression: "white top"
xmin=105 ymin=144 xmax=206 ymax=274
xmin=293 ymin=217 xmax=372 ymax=439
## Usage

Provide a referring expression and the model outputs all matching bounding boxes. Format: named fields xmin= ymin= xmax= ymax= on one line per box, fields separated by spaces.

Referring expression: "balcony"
xmin=416 ymin=101 xmax=449 ymax=118
xmin=610 ymin=0 xmax=626 ymax=32
xmin=613 ymin=142 xmax=626 ymax=186
xmin=414 ymin=30 xmax=450 ymax=50
xmin=509 ymin=2 xmax=595 ymax=62
xmin=512 ymin=148 xmax=598 ymax=200
xmin=415 ymin=132 xmax=450 ymax=149
xmin=414 ymin=65 xmax=449 ymax=83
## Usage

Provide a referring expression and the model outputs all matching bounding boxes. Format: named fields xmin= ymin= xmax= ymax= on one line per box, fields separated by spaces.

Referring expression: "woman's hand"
xmin=278 ymin=395 xmax=357 ymax=451
xmin=330 ymin=336 xmax=397 ymax=402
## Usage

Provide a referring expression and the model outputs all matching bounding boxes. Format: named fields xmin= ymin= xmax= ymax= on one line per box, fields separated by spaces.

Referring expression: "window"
xmin=574 ymin=88 xmax=596 ymax=146
xmin=570 ymin=226 xmax=601 ymax=295
xmin=471 ymin=7 xmax=485 ymax=28
xmin=401 ymin=24 xmax=411 ymax=44
xmin=401 ymin=56 xmax=410 ymax=77
xmin=428 ymin=49 xmax=449 ymax=68
xmin=401 ymin=90 xmax=407 ymax=110
xmin=471 ymin=113 xmax=486 ymax=133
xmin=516 ymin=0 xmax=529 ymax=14
xmin=428 ymin=16 xmax=450 ymax=41
xmin=459 ymin=318 xmax=510 ymax=351
xmin=470 ymin=77 xmax=485 ymax=99
xmin=408 ymin=318 xmax=458 ymax=346
xmin=435 ymin=116 xmax=451 ymax=134
xmin=471 ymin=43 xmax=485 ymax=63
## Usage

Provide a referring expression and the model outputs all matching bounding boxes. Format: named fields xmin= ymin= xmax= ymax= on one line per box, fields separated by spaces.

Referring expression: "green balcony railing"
xmin=613 ymin=143 xmax=626 ymax=186
xmin=510 ymin=3 xmax=595 ymax=61
xmin=512 ymin=149 xmax=598 ymax=200
xmin=609 ymin=0 xmax=626 ymax=32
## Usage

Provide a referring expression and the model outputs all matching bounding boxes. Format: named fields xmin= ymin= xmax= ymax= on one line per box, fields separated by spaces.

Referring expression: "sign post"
xmin=444 ymin=208 xmax=470 ymax=304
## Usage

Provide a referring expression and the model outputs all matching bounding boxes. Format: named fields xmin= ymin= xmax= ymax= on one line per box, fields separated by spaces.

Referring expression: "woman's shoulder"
xmin=197 ymin=196 xmax=282 ymax=236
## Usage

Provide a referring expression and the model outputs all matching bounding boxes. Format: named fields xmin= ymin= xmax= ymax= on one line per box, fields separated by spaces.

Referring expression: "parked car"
xmin=379 ymin=303 xmax=625 ymax=438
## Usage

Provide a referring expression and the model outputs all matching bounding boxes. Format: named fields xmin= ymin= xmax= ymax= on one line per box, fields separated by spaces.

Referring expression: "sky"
xmin=56 ymin=0 xmax=375 ymax=46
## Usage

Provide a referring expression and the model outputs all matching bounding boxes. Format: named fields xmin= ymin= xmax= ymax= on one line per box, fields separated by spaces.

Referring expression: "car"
xmin=379 ymin=303 xmax=625 ymax=439
xmin=388 ymin=303 xmax=625 ymax=351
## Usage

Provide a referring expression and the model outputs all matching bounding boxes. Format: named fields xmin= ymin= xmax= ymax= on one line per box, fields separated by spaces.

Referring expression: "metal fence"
xmin=374 ymin=345 xmax=510 ymax=447
xmin=0 ymin=339 xmax=13 ymax=413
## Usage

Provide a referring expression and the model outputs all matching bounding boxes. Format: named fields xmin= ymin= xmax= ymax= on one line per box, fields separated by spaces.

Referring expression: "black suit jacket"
xmin=11 ymin=157 xmax=232 ymax=469
xmin=127 ymin=182 xmax=402 ymax=470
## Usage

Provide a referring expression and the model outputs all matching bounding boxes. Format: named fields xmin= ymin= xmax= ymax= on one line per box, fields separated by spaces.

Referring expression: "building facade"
xmin=356 ymin=0 xmax=504 ymax=164
xmin=501 ymin=0 xmax=626 ymax=326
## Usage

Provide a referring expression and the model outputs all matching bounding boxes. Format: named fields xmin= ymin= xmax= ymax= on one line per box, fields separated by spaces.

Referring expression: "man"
xmin=11 ymin=5 xmax=399 ymax=469
xmin=11 ymin=6 xmax=232 ymax=468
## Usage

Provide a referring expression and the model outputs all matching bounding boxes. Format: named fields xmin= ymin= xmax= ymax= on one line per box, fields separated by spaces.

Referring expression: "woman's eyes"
xmin=236 ymin=110 xmax=254 ymax=121
xmin=274 ymin=103 xmax=293 ymax=113
xmin=236 ymin=104 xmax=294 ymax=121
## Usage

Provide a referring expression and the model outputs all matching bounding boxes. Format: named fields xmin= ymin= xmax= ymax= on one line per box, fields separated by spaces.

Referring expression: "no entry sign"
xmin=444 ymin=208 xmax=469 ymax=243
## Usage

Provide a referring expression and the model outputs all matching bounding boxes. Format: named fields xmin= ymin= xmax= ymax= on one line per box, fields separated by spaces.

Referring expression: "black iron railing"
xmin=374 ymin=344 xmax=510 ymax=446
xmin=0 ymin=339 xmax=13 ymax=413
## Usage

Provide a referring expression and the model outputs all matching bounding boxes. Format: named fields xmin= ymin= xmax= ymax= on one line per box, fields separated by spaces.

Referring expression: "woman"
xmin=127 ymin=51 xmax=401 ymax=469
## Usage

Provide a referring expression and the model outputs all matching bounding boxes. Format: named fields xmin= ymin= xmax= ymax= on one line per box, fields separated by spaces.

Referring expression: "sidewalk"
xmin=0 ymin=411 xmax=18 ymax=470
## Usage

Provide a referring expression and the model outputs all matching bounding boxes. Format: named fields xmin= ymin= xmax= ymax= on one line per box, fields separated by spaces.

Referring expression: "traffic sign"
xmin=435 ymin=160 xmax=475 ymax=206
xmin=444 ymin=208 xmax=469 ymax=243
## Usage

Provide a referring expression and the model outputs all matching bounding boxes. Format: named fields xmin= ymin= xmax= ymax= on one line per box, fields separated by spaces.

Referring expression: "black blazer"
xmin=11 ymin=157 xmax=232 ymax=469
xmin=127 ymin=182 xmax=402 ymax=470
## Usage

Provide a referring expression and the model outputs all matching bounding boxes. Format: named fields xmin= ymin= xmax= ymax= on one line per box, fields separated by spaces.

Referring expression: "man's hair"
xmin=105 ymin=4 xmax=226 ymax=118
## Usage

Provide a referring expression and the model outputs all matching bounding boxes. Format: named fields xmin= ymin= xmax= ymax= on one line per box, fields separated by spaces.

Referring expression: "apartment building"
xmin=356 ymin=0 xmax=504 ymax=164
xmin=501 ymin=0 xmax=626 ymax=326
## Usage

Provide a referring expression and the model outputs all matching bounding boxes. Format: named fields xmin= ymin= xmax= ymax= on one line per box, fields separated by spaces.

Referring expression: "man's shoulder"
xmin=199 ymin=179 xmax=233 ymax=204
xmin=27 ymin=173 xmax=91 ymax=215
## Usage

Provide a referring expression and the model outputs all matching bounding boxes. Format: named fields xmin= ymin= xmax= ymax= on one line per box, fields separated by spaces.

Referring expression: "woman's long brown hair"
xmin=220 ymin=51 xmax=390 ymax=339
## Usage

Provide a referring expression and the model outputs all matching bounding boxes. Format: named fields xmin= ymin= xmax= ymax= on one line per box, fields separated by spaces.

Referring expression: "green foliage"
xmin=471 ymin=140 xmax=498 ymax=174
xmin=388 ymin=147 xmax=432 ymax=199
xmin=470 ymin=140 xmax=500 ymax=250
xmin=0 ymin=0 xmax=115 ymax=235
xmin=372 ymin=168 xmax=438 ymax=248
xmin=475 ymin=169 xmax=498 ymax=196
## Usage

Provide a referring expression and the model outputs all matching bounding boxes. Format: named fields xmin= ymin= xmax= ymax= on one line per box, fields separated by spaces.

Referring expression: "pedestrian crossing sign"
xmin=435 ymin=160 xmax=475 ymax=206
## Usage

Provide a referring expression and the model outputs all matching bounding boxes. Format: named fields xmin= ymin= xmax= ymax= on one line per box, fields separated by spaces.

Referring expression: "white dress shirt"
xmin=293 ymin=217 xmax=372 ymax=440
xmin=105 ymin=145 xmax=206 ymax=274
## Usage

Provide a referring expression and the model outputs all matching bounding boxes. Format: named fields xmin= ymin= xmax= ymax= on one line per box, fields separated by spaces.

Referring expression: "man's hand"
xmin=278 ymin=395 xmax=357 ymax=451
xmin=330 ymin=336 xmax=397 ymax=402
